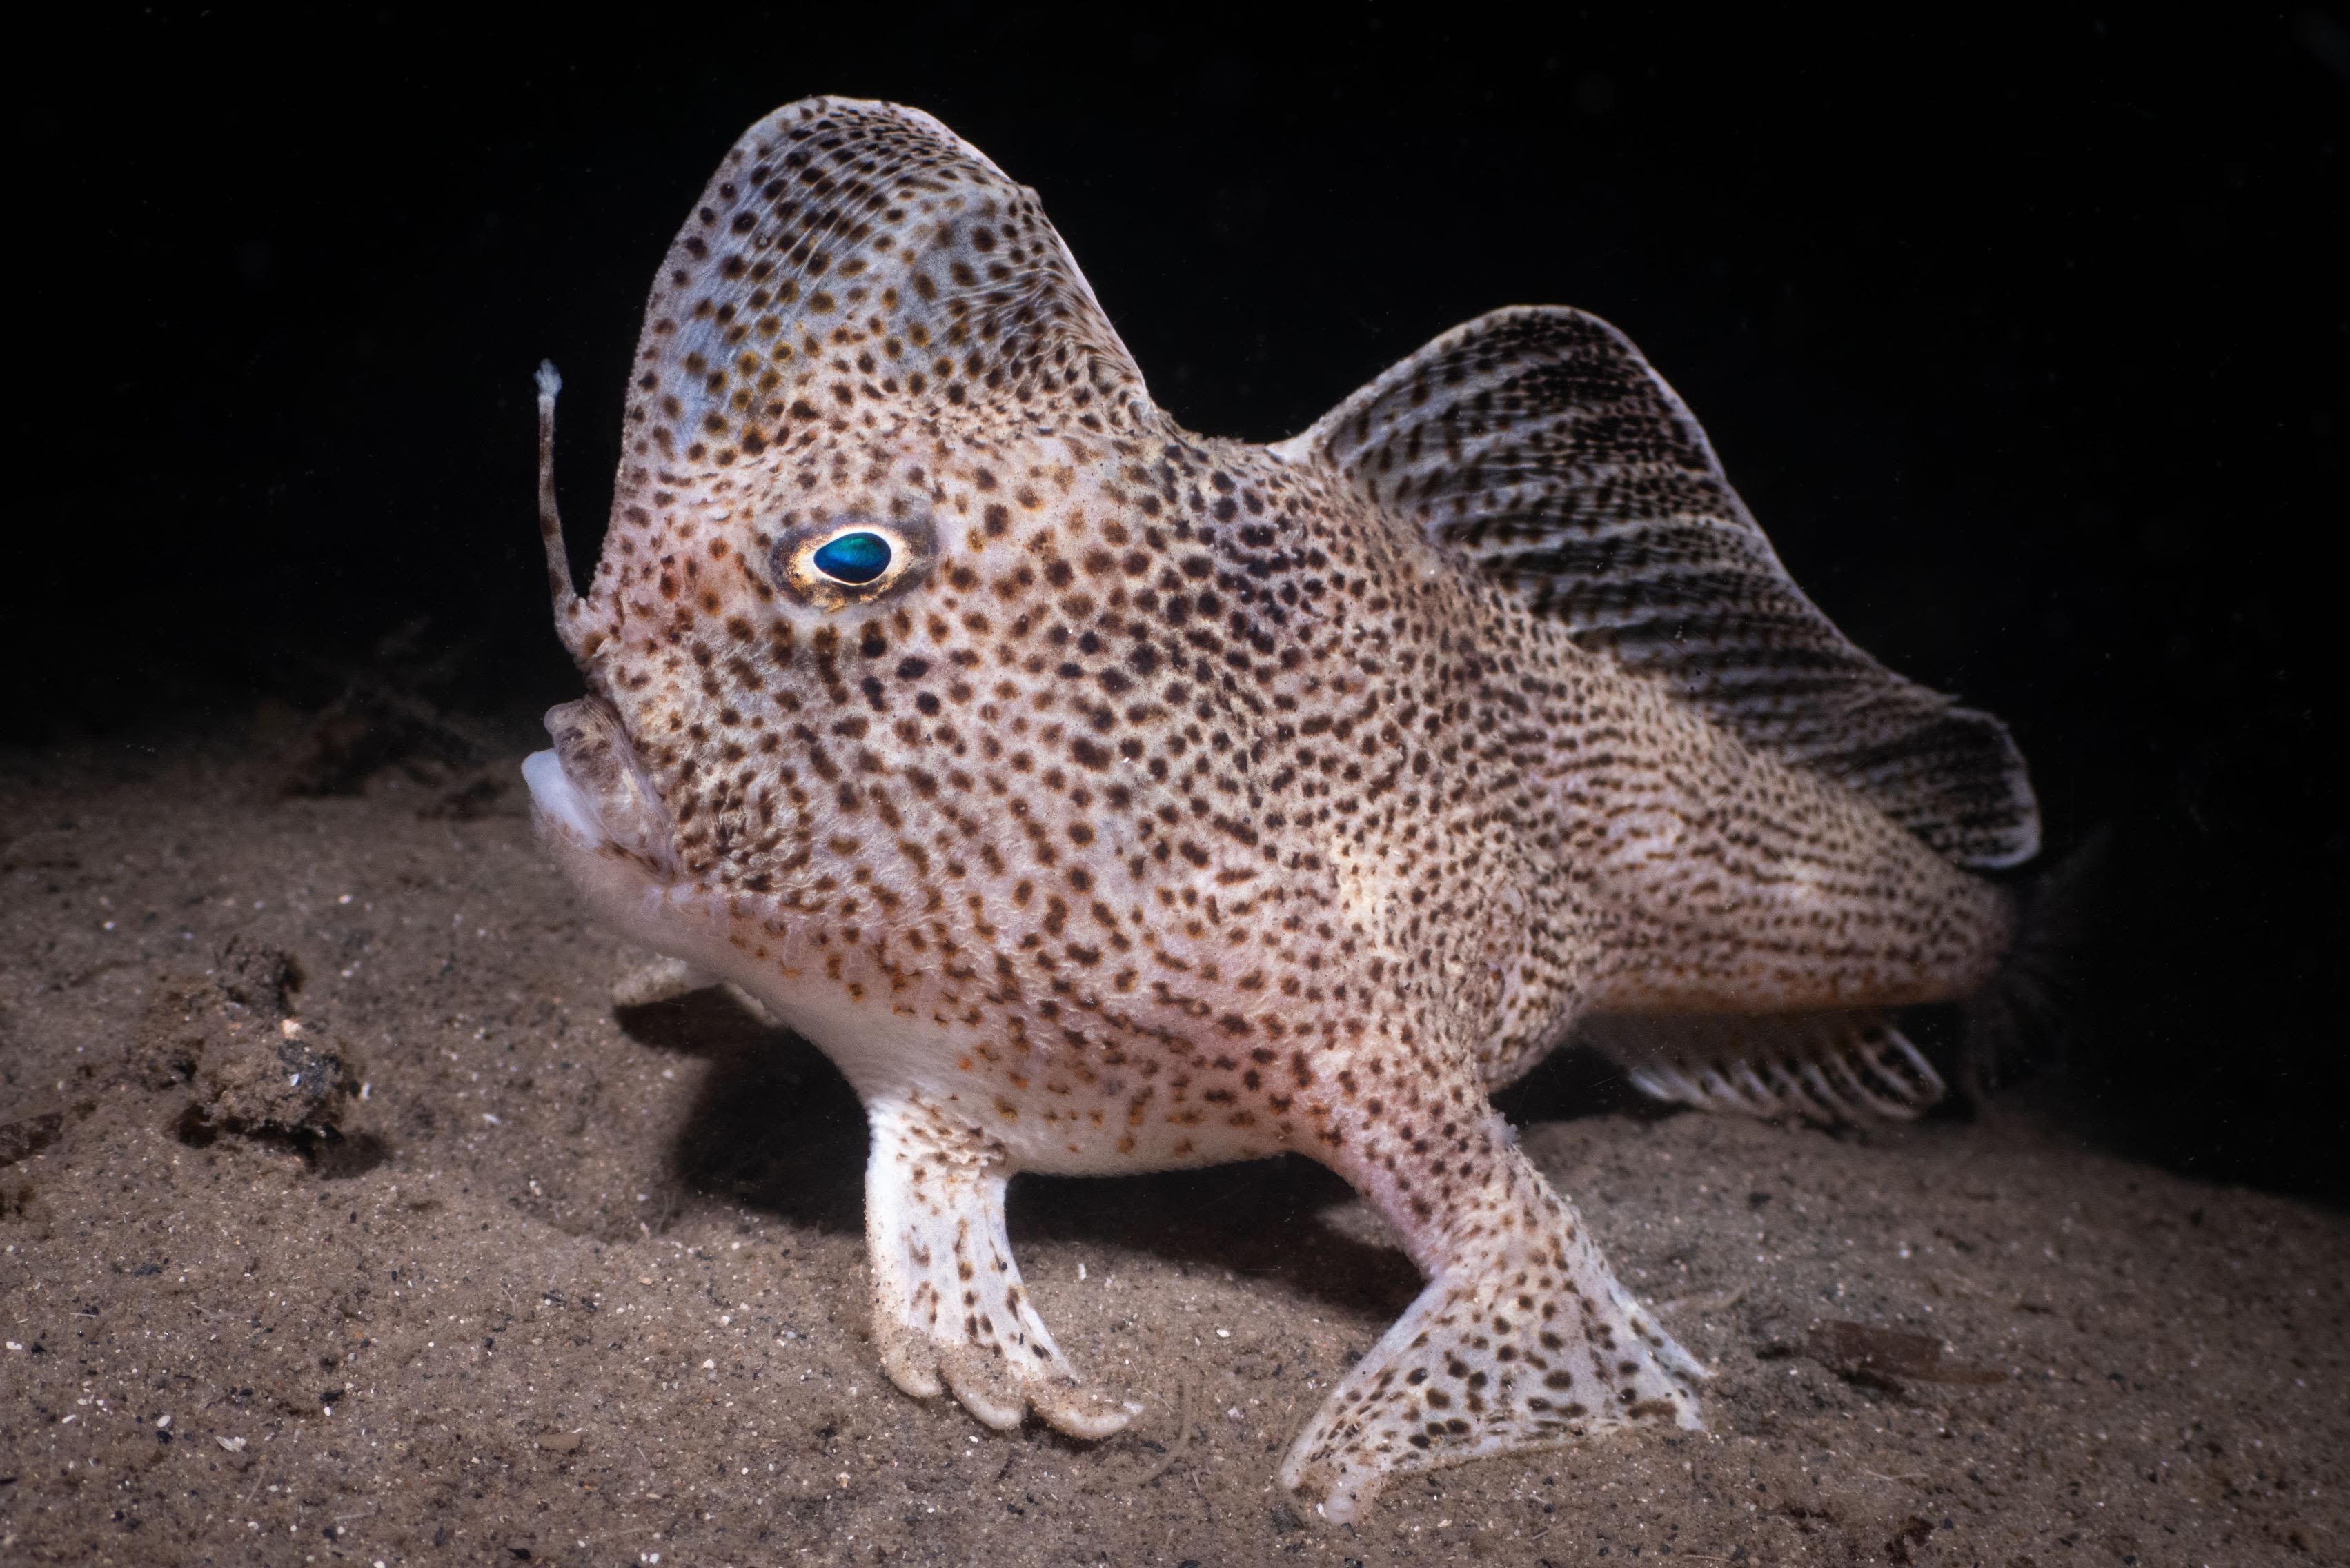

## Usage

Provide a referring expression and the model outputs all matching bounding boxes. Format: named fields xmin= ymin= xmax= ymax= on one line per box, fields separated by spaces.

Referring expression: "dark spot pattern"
xmin=1294 ymin=307 xmax=2039 ymax=870
xmin=526 ymin=96 xmax=2031 ymax=1526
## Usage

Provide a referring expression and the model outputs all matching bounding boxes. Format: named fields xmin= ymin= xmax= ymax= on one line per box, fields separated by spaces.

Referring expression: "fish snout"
xmin=522 ymin=698 xmax=679 ymax=875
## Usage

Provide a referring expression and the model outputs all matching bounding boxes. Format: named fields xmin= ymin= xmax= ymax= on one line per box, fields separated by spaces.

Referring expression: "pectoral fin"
xmin=1288 ymin=1109 xmax=1706 ymax=1522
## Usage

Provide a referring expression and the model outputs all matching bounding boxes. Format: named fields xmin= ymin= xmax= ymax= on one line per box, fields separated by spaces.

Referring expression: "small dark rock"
xmin=0 ymin=1113 xmax=61 ymax=1168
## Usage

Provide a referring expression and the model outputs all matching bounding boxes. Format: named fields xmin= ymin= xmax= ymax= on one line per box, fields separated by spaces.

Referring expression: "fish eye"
xmin=769 ymin=510 xmax=929 ymax=609
xmin=811 ymin=530 xmax=893 ymax=585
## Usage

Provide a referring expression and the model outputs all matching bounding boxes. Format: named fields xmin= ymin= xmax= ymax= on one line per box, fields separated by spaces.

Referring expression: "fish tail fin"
xmin=1954 ymin=825 xmax=2115 ymax=1102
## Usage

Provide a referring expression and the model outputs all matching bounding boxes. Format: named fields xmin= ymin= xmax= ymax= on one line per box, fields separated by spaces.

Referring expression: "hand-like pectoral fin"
xmin=1283 ymin=1119 xmax=1706 ymax=1523
xmin=864 ymin=1096 xmax=1140 ymax=1441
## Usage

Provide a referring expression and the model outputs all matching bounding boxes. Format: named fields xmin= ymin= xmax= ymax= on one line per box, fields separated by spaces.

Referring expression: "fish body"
xmin=524 ymin=98 xmax=2035 ymax=1520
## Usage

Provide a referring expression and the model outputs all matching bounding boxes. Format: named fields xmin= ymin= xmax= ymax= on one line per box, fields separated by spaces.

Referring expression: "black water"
xmin=17 ymin=9 xmax=2344 ymax=1200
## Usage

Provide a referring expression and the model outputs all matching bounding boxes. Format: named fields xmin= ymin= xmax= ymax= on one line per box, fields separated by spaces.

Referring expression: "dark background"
xmin=14 ymin=9 xmax=2345 ymax=1199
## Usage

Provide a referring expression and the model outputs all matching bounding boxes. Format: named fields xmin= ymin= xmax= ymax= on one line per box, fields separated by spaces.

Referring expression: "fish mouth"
xmin=521 ymin=697 xmax=680 ymax=875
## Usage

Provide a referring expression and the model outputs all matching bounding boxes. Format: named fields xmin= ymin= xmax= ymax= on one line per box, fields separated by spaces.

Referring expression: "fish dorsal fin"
xmin=620 ymin=97 xmax=1149 ymax=486
xmin=1275 ymin=306 xmax=2038 ymax=869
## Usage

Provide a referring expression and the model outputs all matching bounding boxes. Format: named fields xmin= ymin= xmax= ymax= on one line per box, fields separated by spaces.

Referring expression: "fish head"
xmin=523 ymin=97 xmax=1205 ymax=998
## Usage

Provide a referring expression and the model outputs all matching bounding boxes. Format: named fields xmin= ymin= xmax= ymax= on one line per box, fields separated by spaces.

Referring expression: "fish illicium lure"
xmin=523 ymin=97 xmax=2037 ymax=1522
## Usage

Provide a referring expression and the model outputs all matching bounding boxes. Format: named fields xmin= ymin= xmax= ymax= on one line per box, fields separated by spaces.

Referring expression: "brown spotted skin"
xmin=523 ymin=97 xmax=2023 ymax=1522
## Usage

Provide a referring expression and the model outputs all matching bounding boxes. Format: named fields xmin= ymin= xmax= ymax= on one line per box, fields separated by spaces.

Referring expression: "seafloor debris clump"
xmin=132 ymin=937 xmax=359 ymax=1147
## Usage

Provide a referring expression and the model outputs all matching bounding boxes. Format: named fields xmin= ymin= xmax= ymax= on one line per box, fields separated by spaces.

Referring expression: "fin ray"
xmin=1283 ymin=306 xmax=2038 ymax=869
xmin=1582 ymin=1009 xmax=1947 ymax=1124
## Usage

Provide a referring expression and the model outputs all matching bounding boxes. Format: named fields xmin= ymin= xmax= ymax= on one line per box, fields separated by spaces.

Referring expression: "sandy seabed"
xmin=2 ymin=719 xmax=2343 ymax=1567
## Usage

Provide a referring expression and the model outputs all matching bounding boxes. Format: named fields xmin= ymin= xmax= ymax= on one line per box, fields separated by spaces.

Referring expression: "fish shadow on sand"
xmin=619 ymin=989 xmax=1666 ymax=1324
xmin=618 ymin=989 xmax=869 ymax=1235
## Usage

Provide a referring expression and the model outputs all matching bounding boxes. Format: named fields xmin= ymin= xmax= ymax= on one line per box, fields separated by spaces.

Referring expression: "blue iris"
xmin=811 ymin=530 xmax=893 ymax=584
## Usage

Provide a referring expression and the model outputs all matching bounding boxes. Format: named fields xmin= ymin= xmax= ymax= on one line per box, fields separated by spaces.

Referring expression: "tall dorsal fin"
xmin=618 ymin=97 xmax=1149 ymax=490
xmin=1274 ymin=306 xmax=2039 ymax=869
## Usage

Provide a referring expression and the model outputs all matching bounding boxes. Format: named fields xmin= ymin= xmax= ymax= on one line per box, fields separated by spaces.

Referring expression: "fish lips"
xmin=522 ymin=697 xmax=680 ymax=876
